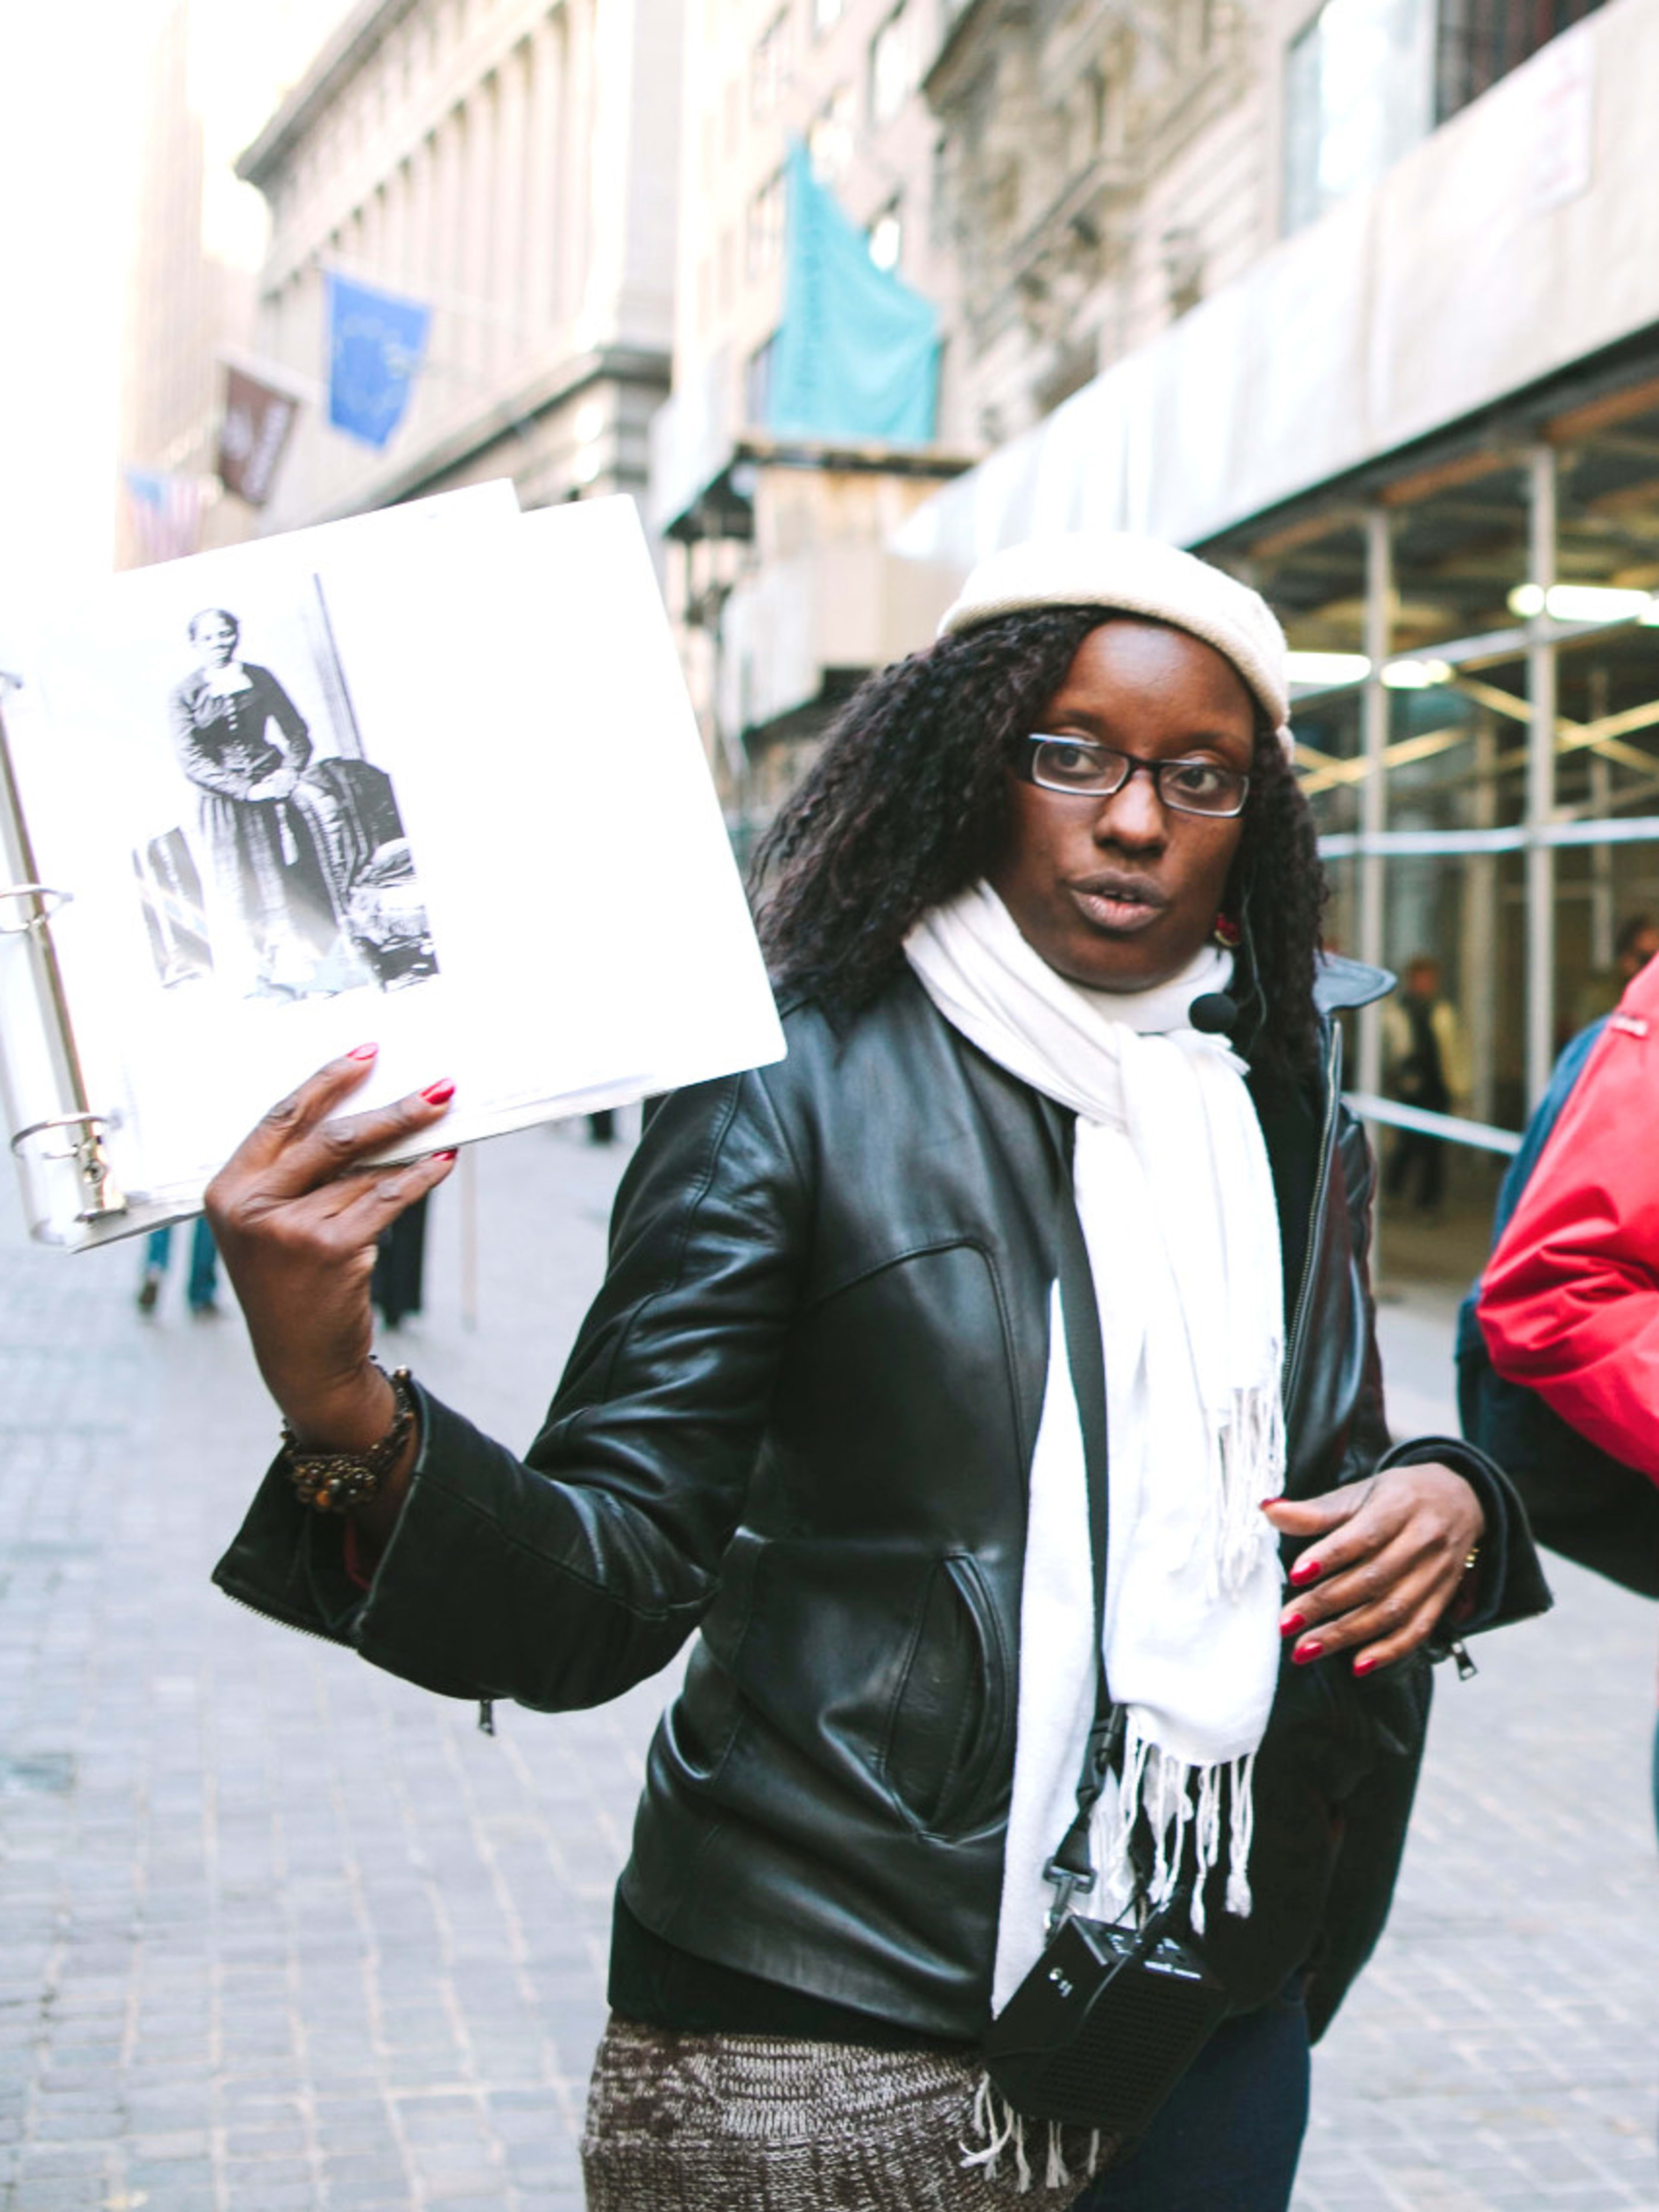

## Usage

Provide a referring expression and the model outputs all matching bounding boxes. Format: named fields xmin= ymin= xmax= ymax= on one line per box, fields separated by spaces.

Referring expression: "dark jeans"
xmin=144 ymin=1220 xmax=219 ymax=1311
xmin=1070 ymin=1978 xmax=1310 ymax=2212
xmin=1386 ymin=1127 xmax=1446 ymax=1211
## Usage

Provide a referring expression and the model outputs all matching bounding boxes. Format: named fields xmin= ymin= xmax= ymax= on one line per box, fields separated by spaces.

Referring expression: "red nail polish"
xmin=1279 ymin=1614 xmax=1306 ymax=1637
xmin=347 ymin=1042 xmax=378 ymax=1061
xmin=1292 ymin=1640 xmax=1323 ymax=1666
xmin=422 ymin=1079 xmax=455 ymax=1106
xmin=433 ymin=1149 xmax=458 ymax=1163
xmin=1352 ymin=1655 xmax=1378 ymax=1677
xmin=1289 ymin=1556 xmax=1322 ymax=1587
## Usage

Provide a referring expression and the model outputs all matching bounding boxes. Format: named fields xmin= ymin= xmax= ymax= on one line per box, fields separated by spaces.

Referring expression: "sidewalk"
xmin=0 ymin=1123 xmax=1655 ymax=2210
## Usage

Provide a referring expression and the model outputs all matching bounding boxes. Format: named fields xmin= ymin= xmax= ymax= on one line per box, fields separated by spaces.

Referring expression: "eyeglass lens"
xmin=1027 ymin=736 xmax=1248 ymax=817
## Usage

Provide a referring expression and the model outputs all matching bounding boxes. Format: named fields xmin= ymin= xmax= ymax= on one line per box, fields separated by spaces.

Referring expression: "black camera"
xmin=982 ymin=1907 xmax=1230 ymax=2134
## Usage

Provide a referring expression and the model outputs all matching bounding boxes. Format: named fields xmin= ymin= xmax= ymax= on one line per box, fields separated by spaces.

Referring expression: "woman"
xmin=207 ymin=534 xmax=1546 ymax=2212
xmin=168 ymin=607 xmax=340 ymax=990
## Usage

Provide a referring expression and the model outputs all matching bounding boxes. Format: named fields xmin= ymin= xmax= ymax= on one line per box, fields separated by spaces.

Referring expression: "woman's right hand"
xmin=204 ymin=1045 xmax=457 ymax=1452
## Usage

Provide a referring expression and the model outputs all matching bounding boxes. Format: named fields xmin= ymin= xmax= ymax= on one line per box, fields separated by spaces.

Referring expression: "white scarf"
xmin=903 ymin=882 xmax=1286 ymax=2014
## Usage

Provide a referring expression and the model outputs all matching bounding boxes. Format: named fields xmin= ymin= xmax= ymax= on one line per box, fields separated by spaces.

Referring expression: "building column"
xmin=409 ymin=132 xmax=433 ymax=303
xmin=1526 ymin=442 xmax=1558 ymax=1109
xmin=496 ymin=37 xmax=531 ymax=364
xmin=527 ymin=11 xmax=563 ymax=338
xmin=463 ymin=91 xmax=493 ymax=380
xmin=563 ymin=0 xmax=596 ymax=335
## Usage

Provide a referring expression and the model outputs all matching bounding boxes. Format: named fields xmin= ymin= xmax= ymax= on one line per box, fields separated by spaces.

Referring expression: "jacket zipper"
xmin=221 ymin=1584 xmax=343 ymax=1647
xmin=1281 ymin=1020 xmax=1344 ymax=1407
xmin=222 ymin=1587 xmax=498 ymax=1730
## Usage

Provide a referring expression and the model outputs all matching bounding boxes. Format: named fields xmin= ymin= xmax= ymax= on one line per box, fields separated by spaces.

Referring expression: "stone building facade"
xmin=237 ymin=0 xmax=682 ymax=529
xmin=656 ymin=0 xmax=1612 ymax=800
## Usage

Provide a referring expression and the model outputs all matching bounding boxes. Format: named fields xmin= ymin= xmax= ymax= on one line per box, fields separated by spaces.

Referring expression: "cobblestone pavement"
xmin=0 ymin=1120 xmax=1655 ymax=2211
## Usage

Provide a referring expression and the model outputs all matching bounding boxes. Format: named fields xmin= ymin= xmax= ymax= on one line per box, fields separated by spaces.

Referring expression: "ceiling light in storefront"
xmin=1285 ymin=651 xmax=1370 ymax=686
xmin=1545 ymin=585 xmax=1655 ymax=623
xmin=1507 ymin=582 xmax=1656 ymax=622
xmin=1381 ymin=658 xmax=1453 ymax=689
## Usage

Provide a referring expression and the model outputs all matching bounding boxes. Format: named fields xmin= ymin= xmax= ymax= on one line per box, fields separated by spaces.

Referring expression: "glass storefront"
xmin=1208 ymin=357 xmax=1659 ymax=1278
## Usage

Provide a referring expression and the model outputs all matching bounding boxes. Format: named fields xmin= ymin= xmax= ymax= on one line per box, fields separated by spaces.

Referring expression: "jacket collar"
xmin=1313 ymin=952 xmax=1395 ymax=1014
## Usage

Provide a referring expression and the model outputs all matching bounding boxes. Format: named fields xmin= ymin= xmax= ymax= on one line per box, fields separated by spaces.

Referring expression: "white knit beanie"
xmin=938 ymin=531 xmax=1293 ymax=756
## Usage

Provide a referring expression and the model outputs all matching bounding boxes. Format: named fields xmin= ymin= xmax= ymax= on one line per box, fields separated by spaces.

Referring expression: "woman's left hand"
xmin=1260 ymin=1465 xmax=1486 ymax=1676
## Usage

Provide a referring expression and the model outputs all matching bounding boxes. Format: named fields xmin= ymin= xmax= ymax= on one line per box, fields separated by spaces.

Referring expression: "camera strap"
xmin=1041 ymin=1188 xmax=1125 ymax=1937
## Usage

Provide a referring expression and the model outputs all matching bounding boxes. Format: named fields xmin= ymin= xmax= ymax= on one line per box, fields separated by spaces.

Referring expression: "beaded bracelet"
xmin=279 ymin=1363 xmax=417 ymax=1514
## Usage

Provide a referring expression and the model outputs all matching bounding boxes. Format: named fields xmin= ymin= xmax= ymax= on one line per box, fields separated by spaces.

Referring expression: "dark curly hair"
xmin=751 ymin=607 xmax=1328 ymax=1078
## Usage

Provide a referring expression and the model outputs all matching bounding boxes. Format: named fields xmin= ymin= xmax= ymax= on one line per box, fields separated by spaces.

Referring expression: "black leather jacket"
xmin=215 ymin=958 xmax=1548 ymax=2043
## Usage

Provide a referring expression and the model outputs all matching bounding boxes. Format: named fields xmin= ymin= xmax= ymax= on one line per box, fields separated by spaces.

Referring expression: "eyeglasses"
xmin=1022 ymin=735 xmax=1250 ymax=819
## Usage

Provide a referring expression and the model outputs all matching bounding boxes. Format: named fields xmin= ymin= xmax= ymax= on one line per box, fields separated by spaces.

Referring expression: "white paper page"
xmin=1 ymin=488 xmax=783 ymax=1244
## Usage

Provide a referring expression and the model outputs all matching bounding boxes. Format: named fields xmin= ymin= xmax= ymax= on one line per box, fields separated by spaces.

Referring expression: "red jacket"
xmin=1479 ymin=954 xmax=1659 ymax=1481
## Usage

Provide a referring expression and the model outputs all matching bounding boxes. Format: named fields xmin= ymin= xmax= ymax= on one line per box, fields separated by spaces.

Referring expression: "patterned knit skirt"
xmin=581 ymin=2015 xmax=1116 ymax=2211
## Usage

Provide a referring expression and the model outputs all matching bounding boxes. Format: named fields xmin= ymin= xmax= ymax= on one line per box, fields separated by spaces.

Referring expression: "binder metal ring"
xmin=10 ymin=1112 xmax=127 ymax=1221
xmin=9 ymin=1110 xmax=116 ymax=1161
xmin=0 ymin=881 xmax=71 ymax=934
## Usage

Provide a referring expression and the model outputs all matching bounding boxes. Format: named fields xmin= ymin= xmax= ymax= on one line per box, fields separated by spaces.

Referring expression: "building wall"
xmin=658 ymin=0 xmax=1295 ymax=762
xmin=239 ymin=0 xmax=682 ymax=528
xmin=896 ymin=0 xmax=1656 ymax=572
xmin=118 ymin=0 xmax=258 ymax=565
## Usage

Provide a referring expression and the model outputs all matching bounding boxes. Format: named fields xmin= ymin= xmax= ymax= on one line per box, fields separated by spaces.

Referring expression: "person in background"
xmin=1614 ymin=912 xmax=1659 ymax=988
xmin=137 ymin=1217 xmax=219 ymax=1316
xmin=1475 ymin=930 xmax=1659 ymax=1837
xmin=1569 ymin=910 xmax=1659 ymax=1030
xmin=1382 ymin=954 xmax=1470 ymax=1216
xmin=371 ymin=1192 xmax=429 ymax=1330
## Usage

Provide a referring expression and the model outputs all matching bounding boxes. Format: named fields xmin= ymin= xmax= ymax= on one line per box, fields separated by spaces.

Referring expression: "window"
xmin=1282 ymin=0 xmax=1434 ymax=235
xmin=1435 ymin=0 xmax=1609 ymax=124
xmin=718 ymin=226 xmax=735 ymax=312
xmin=747 ymin=167 xmax=788 ymax=280
xmin=869 ymin=0 xmax=917 ymax=125
xmin=867 ymin=200 xmax=902 ymax=271
xmin=752 ymin=6 xmax=791 ymax=118
xmin=745 ymin=333 xmax=777 ymax=424
xmin=808 ymin=84 xmax=855 ymax=181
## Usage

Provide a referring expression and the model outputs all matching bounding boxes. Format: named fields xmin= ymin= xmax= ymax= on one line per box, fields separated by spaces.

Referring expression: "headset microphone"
xmin=1187 ymin=992 xmax=1240 ymax=1036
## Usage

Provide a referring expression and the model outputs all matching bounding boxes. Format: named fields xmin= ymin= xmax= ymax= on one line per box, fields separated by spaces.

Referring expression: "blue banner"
xmin=766 ymin=140 xmax=939 ymax=446
xmin=325 ymin=273 xmax=432 ymax=450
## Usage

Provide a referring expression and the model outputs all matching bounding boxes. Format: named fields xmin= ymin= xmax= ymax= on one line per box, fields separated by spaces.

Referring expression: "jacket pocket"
xmin=882 ymin=1552 xmax=1009 ymax=1837
xmin=665 ymin=1528 xmax=768 ymax=1784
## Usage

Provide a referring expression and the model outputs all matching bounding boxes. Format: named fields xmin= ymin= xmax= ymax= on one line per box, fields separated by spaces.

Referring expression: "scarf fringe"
xmin=1097 ymin=1723 xmax=1258 ymax=1939
xmin=960 ymin=2076 xmax=1108 ymax=2194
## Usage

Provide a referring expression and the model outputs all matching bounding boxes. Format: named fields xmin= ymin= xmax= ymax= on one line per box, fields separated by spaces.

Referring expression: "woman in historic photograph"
xmin=168 ymin=605 xmax=342 ymax=992
xmin=204 ymin=534 xmax=1548 ymax=2212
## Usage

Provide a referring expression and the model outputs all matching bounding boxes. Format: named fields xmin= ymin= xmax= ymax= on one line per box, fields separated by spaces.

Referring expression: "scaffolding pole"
xmin=1357 ymin=505 xmax=1392 ymax=1103
xmin=1526 ymin=444 xmax=1558 ymax=1110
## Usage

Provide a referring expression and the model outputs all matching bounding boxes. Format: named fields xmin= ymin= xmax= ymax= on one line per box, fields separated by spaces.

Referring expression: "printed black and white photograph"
xmin=133 ymin=581 xmax=439 ymax=1000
